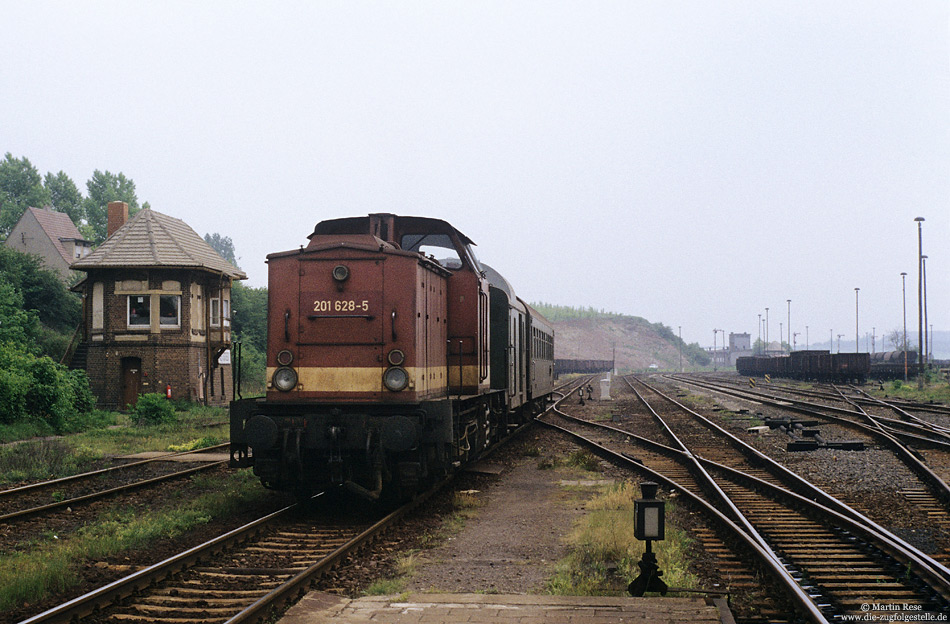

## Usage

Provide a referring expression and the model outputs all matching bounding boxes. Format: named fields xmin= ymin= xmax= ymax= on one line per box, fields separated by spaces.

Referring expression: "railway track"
xmin=15 ymin=384 xmax=581 ymax=624
xmin=540 ymin=374 xmax=950 ymax=622
xmin=0 ymin=444 xmax=229 ymax=525
xmin=667 ymin=374 xmax=950 ymax=500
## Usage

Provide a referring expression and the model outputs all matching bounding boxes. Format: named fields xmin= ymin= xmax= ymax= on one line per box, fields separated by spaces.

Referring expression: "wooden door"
xmin=121 ymin=357 xmax=142 ymax=409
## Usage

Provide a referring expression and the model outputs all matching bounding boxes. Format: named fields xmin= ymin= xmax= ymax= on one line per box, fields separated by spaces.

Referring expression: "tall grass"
xmin=0 ymin=406 xmax=229 ymax=486
xmin=0 ymin=470 xmax=265 ymax=611
xmin=547 ymin=480 xmax=697 ymax=596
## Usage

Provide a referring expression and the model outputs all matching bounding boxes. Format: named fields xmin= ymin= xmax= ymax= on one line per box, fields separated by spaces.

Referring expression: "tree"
xmin=82 ymin=170 xmax=140 ymax=244
xmin=885 ymin=328 xmax=911 ymax=352
xmin=44 ymin=171 xmax=84 ymax=225
xmin=231 ymin=281 xmax=267 ymax=353
xmin=0 ymin=280 xmax=39 ymax=348
xmin=0 ymin=246 xmax=81 ymax=333
xmin=204 ymin=232 xmax=239 ymax=268
xmin=0 ymin=153 xmax=51 ymax=238
xmin=231 ymin=281 xmax=268 ymax=394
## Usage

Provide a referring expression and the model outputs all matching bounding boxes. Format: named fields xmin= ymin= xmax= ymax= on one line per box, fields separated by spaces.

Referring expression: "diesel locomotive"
xmin=229 ymin=214 xmax=554 ymax=500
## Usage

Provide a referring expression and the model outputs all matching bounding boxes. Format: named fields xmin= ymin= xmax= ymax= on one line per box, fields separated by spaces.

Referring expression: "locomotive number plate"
xmin=312 ymin=299 xmax=370 ymax=313
xmin=302 ymin=291 xmax=381 ymax=321
xmin=299 ymin=291 xmax=383 ymax=344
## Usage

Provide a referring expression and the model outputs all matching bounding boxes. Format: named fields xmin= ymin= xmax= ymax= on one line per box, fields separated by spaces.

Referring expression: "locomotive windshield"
xmin=401 ymin=233 xmax=481 ymax=271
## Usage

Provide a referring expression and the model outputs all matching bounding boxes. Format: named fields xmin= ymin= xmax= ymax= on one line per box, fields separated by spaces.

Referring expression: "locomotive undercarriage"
xmin=229 ymin=390 xmax=531 ymax=502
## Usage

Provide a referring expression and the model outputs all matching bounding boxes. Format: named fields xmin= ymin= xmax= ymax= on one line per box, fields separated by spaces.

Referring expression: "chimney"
xmin=107 ymin=201 xmax=129 ymax=238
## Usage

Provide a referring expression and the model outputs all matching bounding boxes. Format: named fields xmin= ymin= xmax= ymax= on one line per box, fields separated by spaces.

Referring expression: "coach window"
xmin=159 ymin=295 xmax=181 ymax=327
xmin=128 ymin=295 xmax=150 ymax=328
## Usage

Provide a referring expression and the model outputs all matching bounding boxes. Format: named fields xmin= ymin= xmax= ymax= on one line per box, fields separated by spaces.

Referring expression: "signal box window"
xmin=211 ymin=298 xmax=231 ymax=327
xmin=128 ymin=296 xmax=150 ymax=328
xmin=159 ymin=295 xmax=180 ymax=327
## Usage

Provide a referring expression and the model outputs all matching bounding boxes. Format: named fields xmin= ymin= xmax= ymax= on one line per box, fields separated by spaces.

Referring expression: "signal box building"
xmin=70 ymin=202 xmax=246 ymax=409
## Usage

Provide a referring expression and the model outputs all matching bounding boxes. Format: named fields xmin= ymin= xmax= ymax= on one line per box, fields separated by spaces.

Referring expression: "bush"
xmin=131 ymin=393 xmax=177 ymax=425
xmin=61 ymin=409 xmax=116 ymax=434
xmin=0 ymin=367 xmax=30 ymax=424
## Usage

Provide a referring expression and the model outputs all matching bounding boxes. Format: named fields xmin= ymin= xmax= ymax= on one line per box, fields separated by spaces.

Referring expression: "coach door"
xmin=121 ymin=357 xmax=142 ymax=409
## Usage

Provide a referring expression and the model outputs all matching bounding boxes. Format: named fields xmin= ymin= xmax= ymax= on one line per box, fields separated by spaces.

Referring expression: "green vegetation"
xmin=530 ymin=302 xmax=711 ymax=367
xmin=0 ymin=152 xmax=142 ymax=244
xmin=130 ymin=393 xmax=178 ymax=425
xmin=0 ymin=439 xmax=103 ymax=484
xmin=0 ymin=405 xmax=228 ymax=486
xmin=167 ymin=436 xmax=223 ymax=452
xmin=547 ymin=481 xmax=698 ymax=596
xmin=873 ymin=377 xmax=950 ymax=405
xmin=0 ymin=342 xmax=97 ymax=438
xmin=567 ymin=450 xmax=601 ymax=472
xmin=0 ymin=469 xmax=265 ymax=612
xmin=230 ymin=281 xmax=268 ymax=395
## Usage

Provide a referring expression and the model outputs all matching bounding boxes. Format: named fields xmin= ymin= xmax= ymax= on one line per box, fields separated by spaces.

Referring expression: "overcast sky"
xmin=2 ymin=1 xmax=947 ymax=353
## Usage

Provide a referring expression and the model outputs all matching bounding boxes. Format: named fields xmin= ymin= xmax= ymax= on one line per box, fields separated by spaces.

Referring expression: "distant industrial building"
xmin=708 ymin=332 xmax=754 ymax=368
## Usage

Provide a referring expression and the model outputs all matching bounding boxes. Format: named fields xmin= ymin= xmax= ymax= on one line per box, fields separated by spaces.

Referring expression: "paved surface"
xmin=278 ymin=592 xmax=733 ymax=623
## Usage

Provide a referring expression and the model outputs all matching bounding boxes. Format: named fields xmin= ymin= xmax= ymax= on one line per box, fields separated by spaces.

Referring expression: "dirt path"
xmin=405 ymin=430 xmax=600 ymax=594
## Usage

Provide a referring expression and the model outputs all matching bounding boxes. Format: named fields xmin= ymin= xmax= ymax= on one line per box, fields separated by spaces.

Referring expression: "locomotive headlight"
xmin=387 ymin=349 xmax=405 ymax=366
xmin=276 ymin=349 xmax=294 ymax=366
xmin=273 ymin=366 xmax=298 ymax=392
xmin=332 ymin=264 xmax=350 ymax=282
xmin=382 ymin=366 xmax=409 ymax=392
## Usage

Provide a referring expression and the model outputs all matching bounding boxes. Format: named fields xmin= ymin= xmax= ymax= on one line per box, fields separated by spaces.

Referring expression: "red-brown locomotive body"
xmin=230 ymin=214 xmax=554 ymax=500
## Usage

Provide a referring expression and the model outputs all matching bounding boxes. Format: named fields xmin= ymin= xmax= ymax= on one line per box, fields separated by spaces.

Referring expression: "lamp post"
xmin=765 ymin=307 xmax=769 ymax=348
xmin=922 ymin=255 xmax=929 ymax=366
xmin=628 ymin=481 xmax=667 ymax=596
xmin=806 ymin=325 xmax=809 ymax=350
xmin=837 ymin=334 xmax=843 ymax=353
xmin=901 ymin=272 xmax=908 ymax=381
xmin=787 ymin=299 xmax=791 ymax=353
xmin=759 ymin=314 xmax=762 ymax=349
xmin=915 ymin=217 xmax=925 ymax=388
xmin=854 ymin=287 xmax=860 ymax=353
xmin=713 ymin=329 xmax=719 ymax=371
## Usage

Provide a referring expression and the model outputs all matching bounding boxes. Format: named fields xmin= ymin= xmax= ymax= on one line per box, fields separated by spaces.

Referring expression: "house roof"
xmin=71 ymin=207 xmax=246 ymax=279
xmin=23 ymin=207 xmax=88 ymax=265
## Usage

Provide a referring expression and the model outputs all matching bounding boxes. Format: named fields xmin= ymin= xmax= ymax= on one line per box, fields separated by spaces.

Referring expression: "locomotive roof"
xmin=309 ymin=214 xmax=476 ymax=247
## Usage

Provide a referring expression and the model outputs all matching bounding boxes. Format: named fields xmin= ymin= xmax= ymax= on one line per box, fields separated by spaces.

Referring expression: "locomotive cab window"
xmin=401 ymin=233 xmax=483 ymax=271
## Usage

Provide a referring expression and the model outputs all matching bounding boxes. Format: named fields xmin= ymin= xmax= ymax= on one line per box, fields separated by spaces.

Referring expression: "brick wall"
xmin=81 ymin=268 xmax=235 ymax=410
